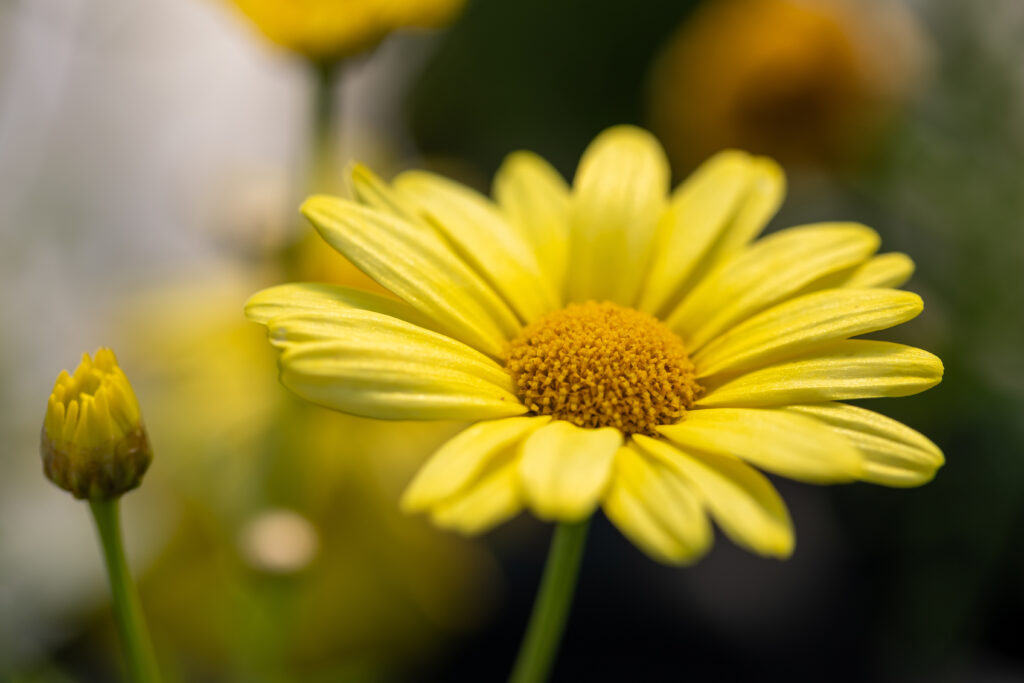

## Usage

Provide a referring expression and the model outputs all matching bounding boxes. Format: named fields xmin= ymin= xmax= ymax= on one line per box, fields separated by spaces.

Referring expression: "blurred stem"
xmin=89 ymin=498 xmax=161 ymax=683
xmin=509 ymin=519 xmax=590 ymax=683
xmin=283 ymin=59 xmax=342 ymax=281
xmin=310 ymin=60 xmax=340 ymax=193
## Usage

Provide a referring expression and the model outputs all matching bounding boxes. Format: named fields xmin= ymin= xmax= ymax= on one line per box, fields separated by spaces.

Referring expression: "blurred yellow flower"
xmin=247 ymin=125 xmax=943 ymax=565
xmin=649 ymin=0 xmax=928 ymax=170
xmin=41 ymin=349 xmax=152 ymax=500
xmin=113 ymin=271 xmax=496 ymax=676
xmin=228 ymin=0 xmax=466 ymax=61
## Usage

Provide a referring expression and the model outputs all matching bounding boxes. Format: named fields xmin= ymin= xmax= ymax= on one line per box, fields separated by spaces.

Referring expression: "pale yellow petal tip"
xmin=751 ymin=154 xmax=787 ymax=193
xmin=845 ymin=252 xmax=917 ymax=289
xmin=878 ymin=252 xmax=916 ymax=280
xmin=894 ymin=254 xmax=916 ymax=279
xmin=764 ymin=535 xmax=796 ymax=560
xmin=745 ymin=521 xmax=796 ymax=560
xmin=399 ymin=485 xmax=429 ymax=514
xmin=922 ymin=351 xmax=945 ymax=389
xmin=596 ymin=123 xmax=659 ymax=141
xmin=42 ymin=349 xmax=151 ymax=500
xmin=347 ymin=160 xmax=370 ymax=178
xmin=866 ymin=440 xmax=945 ymax=488
xmin=347 ymin=162 xmax=387 ymax=196
xmin=301 ymin=194 xmax=366 ymax=231
xmin=399 ymin=465 xmax=453 ymax=514
xmin=836 ymin=221 xmax=882 ymax=248
xmin=757 ymin=505 xmax=796 ymax=560
xmin=662 ymin=547 xmax=712 ymax=567
xmin=500 ymin=149 xmax=548 ymax=169
xmin=243 ymin=287 xmax=278 ymax=324
xmin=584 ymin=125 xmax=667 ymax=161
xmin=706 ymin=148 xmax=752 ymax=164
xmin=300 ymin=193 xmax=343 ymax=217
xmin=428 ymin=508 xmax=507 ymax=536
xmin=632 ymin=539 xmax=711 ymax=567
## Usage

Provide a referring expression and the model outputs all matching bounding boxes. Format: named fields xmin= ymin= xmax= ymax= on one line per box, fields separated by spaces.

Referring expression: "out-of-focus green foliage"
xmin=410 ymin=0 xmax=699 ymax=176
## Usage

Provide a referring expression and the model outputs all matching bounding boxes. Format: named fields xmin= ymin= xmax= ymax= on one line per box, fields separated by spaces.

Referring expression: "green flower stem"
xmin=509 ymin=519 xmax=591 ymax=683
xmin=310 ymin=60 xmax=340 ymax=193
xmin=89 ymin=498 xmax=161 ymax=683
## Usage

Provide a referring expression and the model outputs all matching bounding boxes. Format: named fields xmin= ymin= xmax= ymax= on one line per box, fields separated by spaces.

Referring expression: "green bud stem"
xmin=89 ymin=498 xmax=161 ymax=683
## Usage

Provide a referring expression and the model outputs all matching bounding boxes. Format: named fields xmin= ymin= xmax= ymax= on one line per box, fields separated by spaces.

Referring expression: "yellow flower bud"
xmin=41 ymin=348 xmax=152 ymax=500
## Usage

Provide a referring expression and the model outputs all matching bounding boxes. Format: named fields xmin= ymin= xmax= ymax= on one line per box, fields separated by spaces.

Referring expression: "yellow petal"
xmin=699 ymin=340 xmax=944 ymax=407
xmin=567 ymin=125 xmax=669 ymax=305
xmin=668 ymin=223 xmax=881 ymax=351
xmin=602 ymin=444 xmax=712 ymax=565
xmin=396 ymin=170 xmax=558 ymax=322
xmin=640 ymin=152 xmax=784 ymax=316
xmin=518 ymin=421 xmax=622 ymax=521
xmin=694 ymin=288 xmax=923 ymax=378
xmin=278 ymin=340 xmax=526 ymax=421
xmin=430 ymin=459 xmax=523 ymax=535
xmin=786 ymin=403 xmax=944 ymax=487
xmin=245 ymin=282 xmax=433 ymax=329
xmin=401 ymin=416 xmax=550 ymax=512
xmin=634 ymin=435 xmax=793 ymax=558
xmin=708 ymin=157 xmax=787 ymax=260
xmin=659 ymin=408 xmax=862 ymax=484
xmin=302 ymin=196 xmax=520 ymax=357
xmin=493 ymin=151 xmax=571 ymax=299
xmin=348 ymin=162 xmax=428 ymax=225
xmin=841 ymin=252 xmax=915 ymax=288
xmin=266 ymin=309 xmax=513 ymax=390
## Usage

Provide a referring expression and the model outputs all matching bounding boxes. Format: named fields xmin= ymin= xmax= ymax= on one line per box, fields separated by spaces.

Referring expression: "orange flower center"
xmin=506 ymin=302 xmax=702 ymax=436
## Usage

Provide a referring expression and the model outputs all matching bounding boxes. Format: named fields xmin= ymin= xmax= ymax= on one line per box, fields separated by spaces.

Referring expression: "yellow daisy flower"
xmin=246 ymin=125 xmax=943 ymax=565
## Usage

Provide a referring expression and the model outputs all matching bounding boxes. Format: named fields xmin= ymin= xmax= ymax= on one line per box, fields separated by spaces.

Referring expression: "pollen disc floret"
xmin=506 ymin=302 xmax=702 ymax=436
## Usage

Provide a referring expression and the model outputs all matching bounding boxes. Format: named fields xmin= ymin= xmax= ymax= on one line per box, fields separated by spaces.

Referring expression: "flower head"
xmin=246 ymin=126 xmax=943 ymax=564
xmin=41 ymin=348 xmax=152 ymax=500
xmin=649 ymin=0 xmax=928 ymax=169
xmin=228 ymin=0 xmax=465 ymax=61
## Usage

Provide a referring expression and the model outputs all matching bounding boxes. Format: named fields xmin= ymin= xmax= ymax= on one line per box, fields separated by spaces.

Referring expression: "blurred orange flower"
xmin=649 ymin=0 xmax=929 ymax=171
